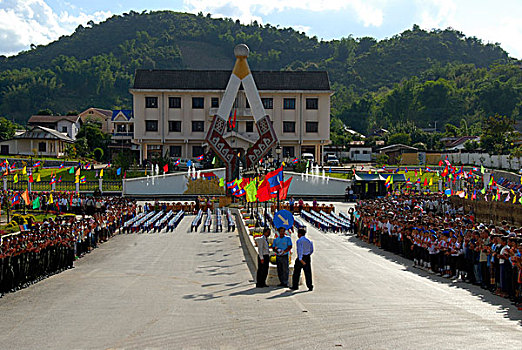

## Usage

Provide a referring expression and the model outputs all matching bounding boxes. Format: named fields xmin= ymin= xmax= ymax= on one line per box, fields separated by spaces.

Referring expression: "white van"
xmin=302 ymin=153 xmax=314 ymax=162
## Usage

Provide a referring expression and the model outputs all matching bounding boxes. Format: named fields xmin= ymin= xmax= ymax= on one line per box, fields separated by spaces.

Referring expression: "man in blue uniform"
xmin=291 ymin=227 xmax=314 ymax=291
xmin=273 ymin=227 xmax=292 ymax=287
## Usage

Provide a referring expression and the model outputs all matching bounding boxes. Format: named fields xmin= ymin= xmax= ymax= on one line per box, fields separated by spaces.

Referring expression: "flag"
xmin=265 ymin=166 xmax=283 ymax=189
xmin=329 ymin=167 xmax=332 ymax=173
xmin=505 ymin=193 xmax=511 ymax=202
xmin=34 ymin=161 xmax=42 ymax=168
xmin=107 ymin=162 xmax=111 ymax=168
xmin=174 ymin=158 xmax=181 ymax=166
xmin=75 ymin=176 xmax=79 ymax=184
xmin=444 ymin=189 xmax=452 ymax=196
xmin=278 ymin=177 xmax=293 ymax=200
xmin=32 ymin=196 xmax=40 ymax=209
xmin=480 ymin=165 xmax=485 ymax=174
xmin=28 ymin=174 xmax=33 ymax=183
xmin=11 ymin=193 xmax=20 ymax=206
xmin=429 ymin=177 xmax=433 ymax=186
xmin=212 ymin=157 xmax=216 ymax=165
xmin=57 ymin=176 xmax=62 ymax=183
xmin=22 ymin=166 xmax=26 ymax=175
xmin=514 ymin=195 xmax=517 ymax=204
xmin=10 ymin=163 xmax=15 ymax=169
xmin=233 ymin=188 xmax=246 ymax=197
xmin=124 ymin=171 xmax=127 ymax=179
xmin=80 ymin=176 xmax=86 ymax=183
xmin=36 ymin=173 xmax=41 ymax=182
xmin=226 ymin=180 xmax=236 ymax=189
xmin=292 ymin=158 xmax=298 ymax=164
xmin=187 ymin=160 xmax=192 ymax=167
xmin=163 ymin=164 xmax=168 ymax=173
xmin=117 ymin=168 xmax=122 ymax=176
xmin=13 ymin=173 xmax=18 ymax=183
xmin=244 ymin=179 xmax=258 ymax=202
xmin=488 ymin=176 xmax=493 ymax=186
xmin=423 ymin=178 xmax=428 ymax=186
xmin=21 ymin=189 xmax=30 ymax=206
xmin=256 ymin=179 xmax=272 ymax=202
xmin=99 ymin=168 xmax=104 ymax=178
xmin=49 ymin=193 xmax=53 ymax=204
xmin=49 ymin=174 xmax=56 ymax=184
xmin=196 ymin=154 xmax=204 ymax=161
xmin=441 ymin=166 xmax=449 ymax=177
xmin=438 ymin=160 xmax=444 ymax=166
xmin=85 ymin=162 xmax=91 ymax=169
xmin=426 ymin=167 xmax=432 ymax=172
xmin=219 ymin=178 xmax=225 ymax=187
xmin=480 ymin=187 xmax=486 ymax=194
xmin=59 ymin=162 xmax=64 ymax=169
xmin=69 ymin=167 xmax=74 ymax=174
xmin=75 ymin=167 xmax=80 ymax=176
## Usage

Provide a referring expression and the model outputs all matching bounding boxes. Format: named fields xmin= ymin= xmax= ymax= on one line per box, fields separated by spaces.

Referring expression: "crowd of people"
xmin=354 ymin=194 xmax=522 ymax=308
xmin=0 ymin=197 xmax=138 ymax=295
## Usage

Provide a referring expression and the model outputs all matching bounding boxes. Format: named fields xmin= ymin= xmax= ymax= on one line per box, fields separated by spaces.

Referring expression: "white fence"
xmin=443 ymin=153 xmax=521 ymax=171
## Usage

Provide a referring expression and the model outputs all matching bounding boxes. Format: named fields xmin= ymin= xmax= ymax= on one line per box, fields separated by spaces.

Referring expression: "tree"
xmin=388 ymin=133 xmax=412 ymax=145
xmin=0 ymin=117 xmax=20 ymax=141
xmin=36 ymin=109 xmax=53 ymax=115
xmin=75 ymin=123 xmax=111 ymax=158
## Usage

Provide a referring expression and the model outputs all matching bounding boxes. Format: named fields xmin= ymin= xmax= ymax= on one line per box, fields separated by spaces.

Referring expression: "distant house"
xmin=0 ymin=125 xmax=74 ymax=157
xmin=27 ymin=115 xmax=82 ymax=140
xmin=110 ymin=110 xmax=138 ymax=153
xmin=379 ymin=144 xmax=418 ymax=164
xmin=440 ymin=136 xmax=480 ymax=151
xmin=371 ymin=128 xmax=389 ymax=137
xmin=79 ymin=108 xmax=113 ymax=133
xmin=349 ymin=146 xmax=372 ymax=162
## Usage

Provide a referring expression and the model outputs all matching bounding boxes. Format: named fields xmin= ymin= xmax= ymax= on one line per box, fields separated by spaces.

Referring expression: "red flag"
xmin=278 ymin=177 xmax=293 ymax=200
xmin=163 ymin=164 xmax=168 ymax=173
xmin=423 ymin=178 xmax=428 ymax=187
xmin=441 ymin=166 xmax=449 ymax=177
xmin=232 ymin=109 xmax=236 ymax=129
xmin=256 ymin=179 xmax=271 ymax=202
xmin=438 ymin=160 xmax=443 ymax=166
xmin=28 ymin=174 xmax=34 ymax=183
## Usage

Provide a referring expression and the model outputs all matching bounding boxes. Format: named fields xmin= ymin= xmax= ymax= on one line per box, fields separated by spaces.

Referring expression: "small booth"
xmin=352 ymin=172 xmax=407 ymax=199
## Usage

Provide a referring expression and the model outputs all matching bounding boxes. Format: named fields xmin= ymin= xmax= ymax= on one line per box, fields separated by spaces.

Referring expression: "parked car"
xmin=173 ymin=158 xmax=203 ymax=171
xmin=302 ymin=153 xmax=314 ymax=163
xmin=326 ymin=154 xmax=340 ymax=166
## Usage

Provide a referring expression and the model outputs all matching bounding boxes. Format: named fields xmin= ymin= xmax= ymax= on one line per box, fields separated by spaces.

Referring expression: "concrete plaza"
xmin=0 ymin=202 xmax=521 ymax=349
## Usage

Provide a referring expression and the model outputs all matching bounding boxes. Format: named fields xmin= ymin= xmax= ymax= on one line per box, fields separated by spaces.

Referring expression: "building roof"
xmin=28 ymin=115 xmax=80 ymax=124
xmin=132 ymin=69 xmax=331 ymax=91
xmin=112 ymin=110 xmax=133 ymax=121
xmin=442 ymin=136 xmax=479 ymax=148
xmin=93 ymin=108 xmax=113 ymax=117
xmin=379 ymin=144 xmax=418 ymax=153
xmin=14 ymin=126 xmax=74 ymax=143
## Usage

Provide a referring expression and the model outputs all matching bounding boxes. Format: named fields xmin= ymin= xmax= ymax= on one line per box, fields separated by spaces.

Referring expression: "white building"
xmin=130 ymin=70 xmax=332 ymax=164
xmin=0 ymin=126 xmax=74 ymax=157
xmin=27 ymin=115 xmax=82 ymax=140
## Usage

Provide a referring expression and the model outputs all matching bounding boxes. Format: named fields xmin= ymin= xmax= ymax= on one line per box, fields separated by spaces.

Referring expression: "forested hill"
xmin=0 ymin=10 xmax=518 ymax=130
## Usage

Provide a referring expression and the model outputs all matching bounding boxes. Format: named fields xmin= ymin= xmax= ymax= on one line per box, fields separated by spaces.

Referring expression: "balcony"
xmin=112 ymin=132 xmax=134 ymax=139
xmin=209 ymin=107 xmax=252 ymax=118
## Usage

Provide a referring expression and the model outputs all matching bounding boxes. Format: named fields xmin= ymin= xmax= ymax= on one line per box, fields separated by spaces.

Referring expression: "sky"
xmin=0 ymin=0 xmax=521 ymax=59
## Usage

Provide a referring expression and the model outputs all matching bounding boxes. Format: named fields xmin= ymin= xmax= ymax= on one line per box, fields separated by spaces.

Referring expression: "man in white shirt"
xmin=255 ymin=227 xmax=271 ymax=288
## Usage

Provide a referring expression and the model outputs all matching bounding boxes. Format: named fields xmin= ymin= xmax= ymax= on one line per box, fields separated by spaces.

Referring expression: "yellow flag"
xmin=75 ymin=167 xmax=81 ymax=176
xmin=75 ymin=176 xmax=79 ymax=183
xmin=99 ymin=168 xmax=104 ymax=178
xmin=36 ymin=173 xmax=41 ymax=182
xmin=13 ymin=173 xmax=18 ymax=183
xmin=513 ymin=195 xmax=517 ymax=204
xmin=429 ymin=177 xmax=433 ymax=186
xmin=419 ymin=169 xmax=423 ymax=176
xmin=22 ymin=166 xmax=27 ymax=175
xmin=49 ymin=193 xmax=53 ymax=204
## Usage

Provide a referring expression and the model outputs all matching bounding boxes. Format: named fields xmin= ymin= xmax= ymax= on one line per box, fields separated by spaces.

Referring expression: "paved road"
xmin=1 ymin=210 xmax=522 ymax=349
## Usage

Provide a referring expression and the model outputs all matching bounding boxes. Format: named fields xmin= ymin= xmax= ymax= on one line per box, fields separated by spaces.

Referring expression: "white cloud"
xmin=417 ymin=0 xmax=457 ymax=30
xmin=0 ymin=0 xmax=111 ymax=56
xmin=183 ymin=0 xmax=384 ymax=27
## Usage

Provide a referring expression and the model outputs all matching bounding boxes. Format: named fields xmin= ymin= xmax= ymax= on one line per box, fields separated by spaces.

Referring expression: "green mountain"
xmin=0 ymin=10 xmax=519 ymax=134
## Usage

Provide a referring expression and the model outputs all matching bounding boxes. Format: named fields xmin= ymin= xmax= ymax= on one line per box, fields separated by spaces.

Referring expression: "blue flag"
xmin=187 ymin=160 xmax=192 ymax=167
xmin=329 ymin=167 xmax=332 ymax=173
xmin=117 ymin=167 xmax=121 ymax=175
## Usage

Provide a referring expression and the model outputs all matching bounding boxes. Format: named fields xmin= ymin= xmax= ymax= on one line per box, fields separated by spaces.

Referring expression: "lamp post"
xmin=275 ymin=144 xmax=282 ymax=211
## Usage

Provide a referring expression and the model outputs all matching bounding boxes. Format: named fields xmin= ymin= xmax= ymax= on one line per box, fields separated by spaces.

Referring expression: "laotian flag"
xmin=59 ymin=162 xmax=64 ymax=169
xmin=196 ymin=154 xmax=204 ymax=161
xmin=57 ymin=176 xmax=62 ymax=183
xmin=265 ymin=166 xmax=283 ymax=189
xmin=174 ymin=158 xmax=181 ymax=166
xmin=11 ymin=193 xmax=20 ymax=206
xmin=107 ymin=162 xmax=111 ymax=168
xmin=34 ymin=161 xmax=41 ymax=168
xmin=49 ymin=175 xmax=56 ymax=184
xmin=226 ymin=180 xmax=236 ymax=189
xmin=292 ymin=158 xmax=298 ymax=164
xmin=10 ymin=163 xmax=15 ymax=169
xmin=233 ymin=188 xmax=246 ymax=197
xmin=230 ymin=184 xmax=240 ymax=194
xmin=426 ymin=167 xmax=432 ymax=172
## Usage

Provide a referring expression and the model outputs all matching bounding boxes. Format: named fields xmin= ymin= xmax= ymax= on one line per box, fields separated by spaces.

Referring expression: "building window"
xmin=169 ymin=97 xmax=181 ymax=108
xmin=169 ymin=121 xmax=181 ymax=132
xmin=306 ymin=98 xmax=318 ymax=110
xmin=129 ymin=124 xmax=134 ymax=132
xmin=246 ymin=121 xmax=254 ymax=133
xmin=145 ymin=97 xmax=158 ymax=108
xmin=192 ymin=121 xmax=204 ymax=132
xmin=38 ymin=142 xmax=46 ymax=152
xmin=145 ymin=120 xmax=158 ymax=132
xmin=262 ymin=98 xmax=273 ymax=109
xmin=116 ymin=124 xmax=126 ymax=132
xmin=283 ymin=121 xmax=296 ymax=133
xmin=283 ymin=98 xmax=296 ymax=110
xmin=306 ymin=121 xmax=318 ymax=133
xmin=61 ymin=126 xmax=68 ymax=133
xmin=169 ymin=146 xmax=182 ymax=157
xmin=192 ymin=146 xmax=204 ymax=158
xmin=211 ymin=97 xmax=219 ymax=108
xmin=192 ymin=97 xmax=204 ymax=109
xmin=283 ymin=146 xmax=295 ymax=158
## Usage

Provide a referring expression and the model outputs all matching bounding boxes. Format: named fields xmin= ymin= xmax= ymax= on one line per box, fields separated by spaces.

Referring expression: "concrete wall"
xmin=442 ymin=152 xmax=522 ymax=171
